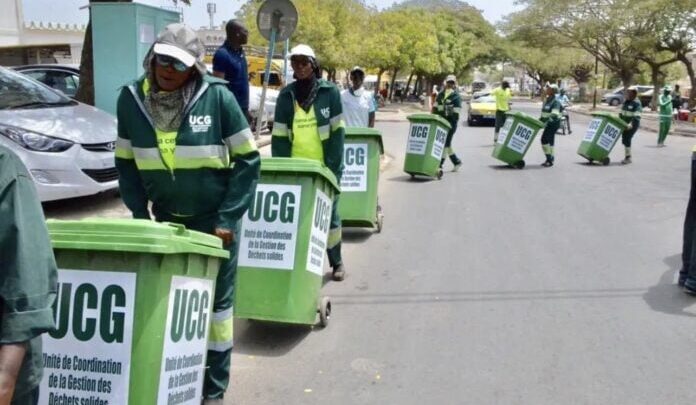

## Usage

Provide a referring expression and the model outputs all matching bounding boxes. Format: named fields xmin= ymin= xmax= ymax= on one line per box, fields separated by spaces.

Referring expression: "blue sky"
xmin=22 ymin=0 xmax=519 ymax=29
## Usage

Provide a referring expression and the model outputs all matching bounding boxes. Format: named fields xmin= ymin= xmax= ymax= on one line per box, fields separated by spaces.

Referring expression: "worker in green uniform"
xmin=432 ymin=75 xmax=463 ymax=171
xmin=539 ymin=84 xmax=562 ymax=167
xmin=0 ymin=145 xmax=58 ymax=405
xmin=618 ymin=88 xmax=642 ymax=164
xmin=114 ymin=24 xmax=260 ymax=405
xmin=271 ymin=44 xmax=347 ymax=281
xmin=657 ymin=85 xmax=672 ymax=147
xmin=491 ymin=80 xmax=512 ymax=143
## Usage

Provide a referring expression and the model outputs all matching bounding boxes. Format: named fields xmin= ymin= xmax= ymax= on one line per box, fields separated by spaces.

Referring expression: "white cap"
xmin=446 ymin=74 xmax=457 ymax=83
xmin=289 ymin=44 xmax=316 ymax=59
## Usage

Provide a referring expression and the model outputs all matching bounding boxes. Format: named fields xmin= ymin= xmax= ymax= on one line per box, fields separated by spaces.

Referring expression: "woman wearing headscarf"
xmin=271 ymin=44 xmax=347 ymax=281
xmin=114 ymin=23 xmax=260 ymax=404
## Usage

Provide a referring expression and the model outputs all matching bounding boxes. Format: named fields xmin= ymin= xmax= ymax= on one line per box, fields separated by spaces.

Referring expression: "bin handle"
xmin=165 ymin=222 xmax=189 ymax=236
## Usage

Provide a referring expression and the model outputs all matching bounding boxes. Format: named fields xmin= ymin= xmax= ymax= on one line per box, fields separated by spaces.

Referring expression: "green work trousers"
xmin=658 ymin=118 xmax=671 ymax=144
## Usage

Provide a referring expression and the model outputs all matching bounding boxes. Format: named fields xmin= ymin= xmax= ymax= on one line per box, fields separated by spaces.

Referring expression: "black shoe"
xmin=679 ymin=271 xmax=687 ymax=287
xmin=541 ymin=160 xmax=554 ymax=167
xmin=684 ymin=283 xmax=696 ymax=296
xmin=332 ymin=264 xmax=346 ymax=281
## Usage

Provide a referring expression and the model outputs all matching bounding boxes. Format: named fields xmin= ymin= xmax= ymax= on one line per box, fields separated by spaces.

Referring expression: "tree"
xmin=74 ymin=0 xmax=191 ymax=105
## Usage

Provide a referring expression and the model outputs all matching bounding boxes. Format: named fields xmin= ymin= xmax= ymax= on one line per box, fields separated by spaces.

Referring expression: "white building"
xmin=0 ymin=0 xmax=85 ymax=65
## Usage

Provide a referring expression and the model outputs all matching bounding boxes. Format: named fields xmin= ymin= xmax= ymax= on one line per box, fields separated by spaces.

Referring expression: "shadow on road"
xmin=233 ymin=319 xmax=313 ymax=357
xmin=643 ymin=254 xmax=696 ymax=318
xmin=572 ymin=161 xmax=624 ymax=168
xmin=487 ymin=164 xmax=548 ymax=171
xmin=387 ymin=175 xmax=436 ymax=183
xmin=343 ymin=228 xmax=374 ymax=244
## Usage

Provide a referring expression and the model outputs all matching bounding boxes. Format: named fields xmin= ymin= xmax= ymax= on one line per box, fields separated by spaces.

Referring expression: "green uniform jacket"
xmin=0 ymin=146 xmax=57 ymax=397
xmin=432 ymin=90 xmax=462 ymax=124
xmin=115 ymin=75 xmax=260 ymax=230
xmin=271 ymin=79 xmax=345 ymax=181
xmin=619 ymin=99 xmax=642 ymax=128
xmin=540 ymin=96 xmax=562 ymax=124
xmin=658 ymin=94 xmax=673 ymax=119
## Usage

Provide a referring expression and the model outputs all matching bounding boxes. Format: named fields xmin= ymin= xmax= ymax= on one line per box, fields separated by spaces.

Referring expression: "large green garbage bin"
xmin=338 ymin=127 xmax=385 ymax=231
xmin=40 ymin=219 xmax=229 ymax=405
xmin=577 ymin=112 xmax=629 ymax=165
xmin=492 ymin=111 xmax=545 ymax=169
xmin=404 ymin=114 xmax=451 ymax=179
xmin=235 ymin=157 xmax=340 ymax=327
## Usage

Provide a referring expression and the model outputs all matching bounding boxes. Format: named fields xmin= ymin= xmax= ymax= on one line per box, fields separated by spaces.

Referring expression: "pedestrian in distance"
xmin=672 ymin=84 xmax=682 ymax=115
xmin=114 ymin=23 xmax=261 ymax=405
xmin=618 ymin=88 xmax=642 ymax=164
xmin=432 ymin=75 xmax=463 ymax=172
xmin=657 ymin=85 xmax=673 ymax=147
xmin=557 ymin=88 xmax=572 ymax=134
xmin=679 ymin=143 xmax=696 ymax=295
xmin=491 ymin=80 xmax=512 ymax=143
xmin=213 ymin=20 xmax=251 ymax=124
xmin=341 ymin=66 xmax=376 ymax=128
xmin=539 ymin=84 xmax=562 ymax=167
xmin=271 ymin=44 xmax=348 ymax=281
xmin=0 ymin=145 xmax=58 ymax=405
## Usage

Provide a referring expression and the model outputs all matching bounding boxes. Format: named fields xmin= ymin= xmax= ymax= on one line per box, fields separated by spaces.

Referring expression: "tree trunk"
xmin=649 ymin=64 xmax=663 ymax=112
xmin=388 ymin=68 xmax=399 ymax=101
xmin=405 ymin=71 xmax=414 ymax=98
xmin=678 ymin=53 xmax=696 ymax=109
xmin=577 ymin=81 xmax=588 ymax=103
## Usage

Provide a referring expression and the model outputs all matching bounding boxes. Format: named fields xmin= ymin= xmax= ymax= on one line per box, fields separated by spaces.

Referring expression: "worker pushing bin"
xmin=234 ymin=157 xmax=340 ymax=327
xmin=338 ymin=127 xmax=385 ymax=232
xmin=577 ymin=112 xmax=629 ymax=165
xmin=492 ymin=111 xmax=545 ymax=169
xmin=404 ymin=114 xmax=451 ymax=179
xmin=41 ymin=219 xmax=228 ymax=405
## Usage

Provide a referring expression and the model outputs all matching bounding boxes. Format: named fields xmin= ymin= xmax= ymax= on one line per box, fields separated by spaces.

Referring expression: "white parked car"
xmin=249 ymin=85 xmax=278 ymax=132
xmin=0 ymin=66 xmax=118 ymax=202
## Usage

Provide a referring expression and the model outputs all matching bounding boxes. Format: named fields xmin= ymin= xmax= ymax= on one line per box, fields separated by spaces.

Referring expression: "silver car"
xmin=0 ymin=66 xmax=118 ymax=202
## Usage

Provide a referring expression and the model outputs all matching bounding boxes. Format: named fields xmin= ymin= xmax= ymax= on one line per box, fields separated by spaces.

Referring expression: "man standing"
xmin=341 ymin=66 xmax=376 ymax=128
xmin=115 ymin=24 xmax=260 ymax=404
xmin=0 ymin=145 xmax=58 ymax=405
xmin=432 ymin=75 xmax=463 ymax=171
xmin=491 ymin=81 xmax=512 ymax=142
xmin=213 ymin=20 xmax=251 ymax=123
xmin=657 ymin=86 xmax=673 ymax=147
xmin=680 ymin=144 xmax=696 ymax=295
xmin=618 ymin=88 xmax=642 ymax=164
xmin=538 ymin=85 xmax=562 ymax=167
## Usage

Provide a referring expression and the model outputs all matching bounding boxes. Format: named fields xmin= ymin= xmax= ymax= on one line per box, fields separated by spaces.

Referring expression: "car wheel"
xmin=467 ymin=116 xmax=473 ymax=126
xmin=610 ymin=98 xmax=620 ymax=106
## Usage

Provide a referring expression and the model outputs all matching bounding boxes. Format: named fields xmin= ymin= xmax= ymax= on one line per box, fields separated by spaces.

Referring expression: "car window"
xmin=257 ymin=71 xmax=282 ymax=86
xmin=473 ymin=96 xmax=495 ymax=103
xmin=24 ymin=71 xmax=48 ymax=83
xmin=45 ymin=71 xmax=79 ymax=97
xmin=0 ymin=68 xmax=72 ymax=109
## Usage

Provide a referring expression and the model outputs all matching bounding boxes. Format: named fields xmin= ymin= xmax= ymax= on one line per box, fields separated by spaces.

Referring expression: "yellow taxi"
xmin=466 ymin=93 xmax=497 ymax=126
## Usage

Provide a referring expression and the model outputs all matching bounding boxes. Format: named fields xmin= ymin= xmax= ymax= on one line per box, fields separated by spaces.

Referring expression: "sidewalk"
xmin=376 ymin=101 xmax=426 ymax=122
xmin=569 ymin=103 xmax=696 ymax=137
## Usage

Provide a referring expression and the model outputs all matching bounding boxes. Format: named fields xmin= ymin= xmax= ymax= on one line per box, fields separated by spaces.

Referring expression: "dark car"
xmin=12 ymin=64 xmax=80 ymax=98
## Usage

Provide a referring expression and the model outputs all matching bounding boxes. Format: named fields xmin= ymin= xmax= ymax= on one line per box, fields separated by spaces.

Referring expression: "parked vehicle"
xmin=601 ymin=85 xmax=651 ymax=106
xmin=12 ymin=64 xmax=80 ymax=98
xmin=467 ymin=94 xmax=497 ymax=126
xmin=0 ymin=66 xmax=118 ymax=201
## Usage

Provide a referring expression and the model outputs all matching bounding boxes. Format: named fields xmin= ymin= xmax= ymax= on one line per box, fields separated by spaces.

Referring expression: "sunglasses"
xmin=291 ymin=57 xmax=311 ymax=67
xmin=155 ymin=54 xmax=189 ymax=73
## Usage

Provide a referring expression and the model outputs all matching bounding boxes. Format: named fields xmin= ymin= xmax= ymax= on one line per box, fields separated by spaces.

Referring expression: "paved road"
xmin=229 ymin=102 xmax=695 ymax=404
xmin=43 ymin=102 xmax=696 ymax=404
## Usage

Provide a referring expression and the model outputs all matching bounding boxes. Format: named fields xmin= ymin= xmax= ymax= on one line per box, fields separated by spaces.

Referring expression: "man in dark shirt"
xmin=213 ymin=20 xmax=251 ymax=123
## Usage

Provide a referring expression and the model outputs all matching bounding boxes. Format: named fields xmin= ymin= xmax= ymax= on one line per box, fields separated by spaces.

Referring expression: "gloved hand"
xmin=214 ymin=228 xmax=235 ymax=247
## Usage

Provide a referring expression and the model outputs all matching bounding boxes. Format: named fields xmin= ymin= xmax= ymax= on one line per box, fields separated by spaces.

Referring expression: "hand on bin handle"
xmin=215 ymin=228 xmax=235 ymax=247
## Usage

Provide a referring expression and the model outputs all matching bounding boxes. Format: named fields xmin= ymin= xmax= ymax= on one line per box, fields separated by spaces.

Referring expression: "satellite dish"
xmin=257 ymin=0 xmax=298 ymax=42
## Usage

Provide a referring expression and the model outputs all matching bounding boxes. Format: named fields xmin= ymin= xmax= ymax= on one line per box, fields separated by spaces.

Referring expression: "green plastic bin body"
xmin=492 ymin=111 xmax=545 ymax=167
xmin=404 ymin=114 xmax=451 ymax=178
xmin=39 ymin=219 xmax=228 ymax=405
xmin=577 ymin=112 xmax=629 ymax=163
xmin=235 ymin=158 xmax=340 ymax=325
xmin=338 ymin=127 xmax=384 ymax=228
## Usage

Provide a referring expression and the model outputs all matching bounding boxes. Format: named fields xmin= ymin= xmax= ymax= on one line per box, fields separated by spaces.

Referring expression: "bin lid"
xmin=406 ymin=113 xmax=452 ymax=130
xmin=344 ymin=127 xmax=384 ymax=154
xmin=504 ymin=111 xmax=545 ymax=129
xmin=591 ymin=111 xmax=629 ymax=129
xmin=261 ymin=157 xmax=340 ymax=194
xmin=47 ymin=219 xmax=230 ymax=258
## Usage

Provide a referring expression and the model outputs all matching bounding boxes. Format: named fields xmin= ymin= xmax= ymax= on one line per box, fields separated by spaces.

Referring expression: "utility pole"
xmin=207 ymin=3 xmax=216 ymax=29
xmin=592 ymin=38 xmax=599 ymax=109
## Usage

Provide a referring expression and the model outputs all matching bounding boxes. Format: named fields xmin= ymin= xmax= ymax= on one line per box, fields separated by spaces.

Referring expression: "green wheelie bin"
xmin=492 ymin=111 xmax=545 ymax=169
xmin=41 ymin=219 xmax=229 ymax=405
xmin=577 ymin=112 xmax=629 ymax=165
xmin=235 ymin=157 xmax=340 ymax=327
xmin=404 ymin=113 xmax=451 ymax=180
xmin=338 ymin=127 xmax=385 ymax=232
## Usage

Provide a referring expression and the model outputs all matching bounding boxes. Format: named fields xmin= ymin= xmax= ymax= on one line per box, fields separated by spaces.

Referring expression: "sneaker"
xmin=332 ymin=264 xmax=346 ymax=281
xmin=541 ymin=160 xmax=553 ymax=167
xmin=452 ymin=162 xmax=462 ymax=172
xmin=684 ymin=282 xmax=696 ymax=296
xmin=621 ymin=157 xmax=632 ymax=165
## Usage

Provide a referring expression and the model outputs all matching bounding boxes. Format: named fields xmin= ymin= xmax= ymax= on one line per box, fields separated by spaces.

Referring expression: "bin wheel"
xmin=601 ymin=157 xmax=610 ymax=166
xmin=587 ymin=158 xmax=594 ymax=164
xmin=376 ymin=213 xmax=384 ymax=233
xmin=410 ymin=174 xmax=415 ymax=180
xmin=318 ymin=296 xmax=331 ymax=327
xmin=514 ymin=160 xmax=525 ymax=169
xmin=437 ymin=169 xmax=444 ymax=180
